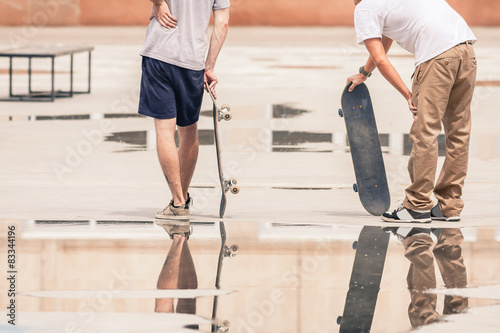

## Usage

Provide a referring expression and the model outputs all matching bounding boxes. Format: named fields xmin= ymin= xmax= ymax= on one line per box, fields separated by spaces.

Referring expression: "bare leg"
xmin=177 ymin=123 xmax=199 ymax=201
xmin=155 ymin=118 xmax=185 ymax=206
xmin=155 ymin=234 xmax=185 ymax=313
xmin=176 ymin=239 xmax=198 ymax=314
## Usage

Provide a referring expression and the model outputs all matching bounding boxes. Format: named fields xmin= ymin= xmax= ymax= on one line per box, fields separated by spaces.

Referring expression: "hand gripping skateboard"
xmin=339 ymin=82 xmax=390 ymax=216
xmin=211 ymin=221 xmax=238 ymax=333
xmin=205 ymin=83 xmax=240 ymax=218
xmin=337 ymin=226 xmax=390 ymax=332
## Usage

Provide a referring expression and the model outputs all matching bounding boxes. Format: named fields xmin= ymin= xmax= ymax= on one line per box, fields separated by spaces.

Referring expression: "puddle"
xmin=9 ymin=219 xmax=500 ymax=333
xmin=105 ymin=129 xmax=215 ymax=152
xmin=272 ymin=104 xmax=310 ymax=118
xmin=273 ymin=131 xmax=332 ymax=146
xmin=200 ymin=103 xmax=310 ymax=119
xmin=4 ymin=103 xmax=306 ymax=123
xmin=3 ymin=105 xmax=498 ymax=158
xmin=104 ymin=128 xmax=499 ymax=158
xmin=0 ymin=68 xmax=69 ymax=75
xmin=1 ymin=113 xmax=146 ymax=122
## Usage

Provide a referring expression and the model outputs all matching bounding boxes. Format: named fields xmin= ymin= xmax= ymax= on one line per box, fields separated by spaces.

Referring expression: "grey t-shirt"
xmin=140 ymin=0 xmax=230 ymax=71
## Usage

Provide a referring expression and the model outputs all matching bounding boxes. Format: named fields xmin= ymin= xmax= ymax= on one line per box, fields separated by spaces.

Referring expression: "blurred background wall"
xmin=0 ymin=0 xmax=499 ymax=27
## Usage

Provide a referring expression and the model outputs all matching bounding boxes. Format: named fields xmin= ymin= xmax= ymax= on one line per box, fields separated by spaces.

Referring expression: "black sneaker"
xmin=186 ymin=192 xmax=194 ymax=208
xmin=431 ymin=205 xmax=460 ymax=222
xmin=382 ymin=204 xmax=431 ymax=223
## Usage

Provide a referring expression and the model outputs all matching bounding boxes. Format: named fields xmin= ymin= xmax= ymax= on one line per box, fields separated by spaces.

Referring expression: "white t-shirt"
xmin=354 ymin=0 xmax=476 ymax=66
xmin=140 ymin=0 xmax=230 ymax=71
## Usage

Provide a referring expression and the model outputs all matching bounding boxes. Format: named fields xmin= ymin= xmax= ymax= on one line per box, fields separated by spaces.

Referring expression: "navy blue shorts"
xmin=138 ymin=56 xmax=204 ymax=127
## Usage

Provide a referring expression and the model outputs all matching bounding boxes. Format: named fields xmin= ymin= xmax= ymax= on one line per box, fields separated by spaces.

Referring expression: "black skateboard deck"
xmin=211 ymin=221 xmax=238 ymax=332
xmin=206 ymin=83 xmax=239 ymax=218
xmin=340 ymin=82 xmax=390 ymax=216
xmin=338 ymin=226 xmax=390 ymax=333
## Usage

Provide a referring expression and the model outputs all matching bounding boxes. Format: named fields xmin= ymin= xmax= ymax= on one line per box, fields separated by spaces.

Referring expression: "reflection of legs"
xmin=433 ymin=228 xmax=468 ymax=314
xmin=404 ymin=233 xmax=439 ymax=327
xmin=176 ymin=239 xmax=198 ymax=314
xmin=155 ymin=118 xmax=185 ymax=206
xmin=155 ymin=235 xmax=185 ymax=313
xmin=177 ymin=123 xmax=199 ymax=201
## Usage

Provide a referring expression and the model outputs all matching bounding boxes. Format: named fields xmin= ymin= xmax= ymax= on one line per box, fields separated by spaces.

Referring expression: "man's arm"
xmin=204 ymin=8 xmax=230 ymax=99
xmin=364 ymin=35 xmax=393 ymax=73
xmin=150 ymin=0 xmax=177 ymax=29
xmin=347 ymin=36 xmax=417 ymax=115
xmin=347 ymin=35 xmax=392 ymax=90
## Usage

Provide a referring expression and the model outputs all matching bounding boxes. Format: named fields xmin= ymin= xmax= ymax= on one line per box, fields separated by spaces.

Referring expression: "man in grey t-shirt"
xmin=138 ymin=0 xmax=230 ymax=219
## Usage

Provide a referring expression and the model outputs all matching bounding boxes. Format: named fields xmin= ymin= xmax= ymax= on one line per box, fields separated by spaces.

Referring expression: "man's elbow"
xmin=215 ymin=17 xmax=229 ymax=32
xmin=371 ymin=56 xmax=389 ymax=68
xmin=219 ymin=21 xmax=229 ymax=33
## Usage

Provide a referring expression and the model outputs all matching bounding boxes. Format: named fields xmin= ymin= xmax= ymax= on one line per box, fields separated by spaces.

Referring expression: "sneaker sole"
xmin=155 ymin=213 xmax=190 ymax=220
xmin=382 ymin=216 xmax=432 ymax=223
xmin=431 ymin=217 xmax=461 ymax=222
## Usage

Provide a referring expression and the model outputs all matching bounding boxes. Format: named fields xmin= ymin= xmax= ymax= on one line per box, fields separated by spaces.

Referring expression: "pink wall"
xmin=0 ymin=0 xmax=498 ymax=27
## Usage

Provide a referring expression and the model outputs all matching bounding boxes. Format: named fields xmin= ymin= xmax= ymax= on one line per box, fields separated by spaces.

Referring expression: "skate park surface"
xmin=0 ymin=27 xmax=499 ymax=332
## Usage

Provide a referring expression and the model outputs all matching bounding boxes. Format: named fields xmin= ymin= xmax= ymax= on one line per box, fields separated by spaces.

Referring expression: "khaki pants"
xmin=404 ymin=228 xmax=468 ymax=327
xmin=404 ymin=44 xmax=477 ymax=217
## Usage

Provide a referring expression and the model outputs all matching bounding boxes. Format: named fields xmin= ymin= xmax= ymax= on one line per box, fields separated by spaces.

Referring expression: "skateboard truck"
xmin=224 ymin=178 xmax=240 ymax=195
xmin=205 ymin=83 xmax=232 ymax=122
xmin=214 ymin=320 xmax=230 ymax=333
xmin=219 ymin=104 xmax=232 ymax=121
xmin=223 ymin=244 xmax=238 ymax=258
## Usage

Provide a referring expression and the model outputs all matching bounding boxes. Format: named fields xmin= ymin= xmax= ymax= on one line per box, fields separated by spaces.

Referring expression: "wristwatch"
xmin=359 ymin=66 xmax=372 ymax=78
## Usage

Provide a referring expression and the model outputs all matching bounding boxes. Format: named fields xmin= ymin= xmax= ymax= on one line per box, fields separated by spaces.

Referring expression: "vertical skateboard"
xmin=212 ymin=221 xmax=238 ymax=333
xmin=339 ymin=82 xmax=390 ymax=216
xmin=337 ymin=226 xmax=390 ymax=332
xmin=205 ymin=83 xmax=240 ymax=218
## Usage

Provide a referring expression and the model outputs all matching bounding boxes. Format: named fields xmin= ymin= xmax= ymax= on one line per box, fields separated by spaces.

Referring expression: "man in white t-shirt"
xmin=347 ymin=0 xmax=477 ymax=223
xmin=138 ymin=0 xmax=230 ymax=219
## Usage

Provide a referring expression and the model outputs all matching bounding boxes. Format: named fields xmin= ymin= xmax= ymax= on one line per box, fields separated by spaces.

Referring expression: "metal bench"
xmin=0 ymin=45 xmax=94 ymax=102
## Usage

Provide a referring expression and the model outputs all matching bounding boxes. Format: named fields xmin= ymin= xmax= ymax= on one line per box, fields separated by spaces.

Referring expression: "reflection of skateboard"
xmin=205 ymin=83 xmax=240 ymax=218
xmin=339 ymin=82 xmax=390 ymax=216
xmin=337 ymin=226 xmax=390 ymax=332
xmin=212 ymin=221 xmax=238 ymax=333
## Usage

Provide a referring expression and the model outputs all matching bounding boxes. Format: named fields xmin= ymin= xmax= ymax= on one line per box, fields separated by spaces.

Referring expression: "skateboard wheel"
xmin=230 ymin=185 xmax=240 ymax=194
xmin=229 ymin=178 xmax=237 ymax=185
xmin=222 ymin=111 xmax=232 ymax=121
xmin=338 ymin=108 xmax=343 ymax=117
xmin=352 ymin=241 xmax=358 ymax=250
xmin=221 ymin=104 xmax=231 ymax=112
xmin=353 ymin=183 xmax=358 ymax=192
xmin=337 ymin=316 xmax=342 ymax=325
xmin=231 ymin=245 xmax=239 ymax=252
xmin=221 ymin=320 xmax=230 ymax=329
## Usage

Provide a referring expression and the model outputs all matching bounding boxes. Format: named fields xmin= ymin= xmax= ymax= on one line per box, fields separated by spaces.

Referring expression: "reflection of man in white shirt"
xmin=347 ymin=0 xmax=477 ymax=223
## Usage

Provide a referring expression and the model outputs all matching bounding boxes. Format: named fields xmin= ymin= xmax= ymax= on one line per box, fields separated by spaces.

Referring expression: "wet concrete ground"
xmin=0 ymin=27 xmax=499 ymax=332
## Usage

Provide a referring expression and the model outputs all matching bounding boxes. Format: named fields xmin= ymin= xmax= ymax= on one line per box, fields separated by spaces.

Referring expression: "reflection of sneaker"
xmin=155 ymin=201 xmax=189 ymax=220
xmin=157 ymin=221 xmax=193 ymax=239
xmin=431 ymin=205 xmax=460 ymax=222
xmin=382 ymin=204 xmax=431 ymax=223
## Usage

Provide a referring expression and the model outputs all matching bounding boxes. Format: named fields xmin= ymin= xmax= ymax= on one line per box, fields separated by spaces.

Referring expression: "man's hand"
xmin=407 ymin=93 xmax=417 ymax=116
xmin=204 ymin=70 xmax=218 ymax=99
xmin=150 ymin=2 xmax=177 ymax=29
xmin=347 ymin=73 xmax=367 ymax=92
